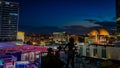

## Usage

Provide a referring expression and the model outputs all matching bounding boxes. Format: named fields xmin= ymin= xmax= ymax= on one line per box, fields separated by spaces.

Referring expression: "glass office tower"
xmin=0 ymin=1 xmax=19 ymax=41
xmin=117 ymin=0 xmax=120 ymax=34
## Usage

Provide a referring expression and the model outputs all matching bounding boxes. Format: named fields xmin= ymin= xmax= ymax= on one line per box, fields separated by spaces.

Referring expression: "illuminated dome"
xmin=99 ymin=29 xmax=109 ymax=36
xmin=89 ymin=30 xmax=98 ymax=36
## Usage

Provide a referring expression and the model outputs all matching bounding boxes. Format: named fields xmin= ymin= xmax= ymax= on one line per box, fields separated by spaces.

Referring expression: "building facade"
xmin=17 ymin=31 xmax=25 ymax=42
xmin=79 ymin=44 xmax=120 ymax=61
xmin=0 ymin=1 xmax=19 ymax=41
xmin=117 ymin=0 xmax=120 ymax=34
xmin=85 ymin=29 xmax=110 ymax=45
xmin=53 ymin=32 xmax=69 ymax=44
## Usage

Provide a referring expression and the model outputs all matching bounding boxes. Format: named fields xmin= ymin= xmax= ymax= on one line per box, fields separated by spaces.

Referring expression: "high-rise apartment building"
xmin=117 ymin=0 xmax=120 ymax=34
xmin=0 ymin=1 xmax=19 ymax=41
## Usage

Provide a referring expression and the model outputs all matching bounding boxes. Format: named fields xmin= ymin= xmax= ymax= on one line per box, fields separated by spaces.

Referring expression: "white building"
xmin=78 ymin=44 xmax=120 ymax=61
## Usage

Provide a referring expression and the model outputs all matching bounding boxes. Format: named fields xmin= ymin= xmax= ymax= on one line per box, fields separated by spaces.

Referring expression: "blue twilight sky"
xmin=7 ymin=0 xmax=116 ymax=34
xmin=7 ymin=0 xmax=115 ymax=26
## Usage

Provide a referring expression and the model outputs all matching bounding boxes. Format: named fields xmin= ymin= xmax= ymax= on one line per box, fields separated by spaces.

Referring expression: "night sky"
xmin=7 ymin=0 xmax=116 ymax=34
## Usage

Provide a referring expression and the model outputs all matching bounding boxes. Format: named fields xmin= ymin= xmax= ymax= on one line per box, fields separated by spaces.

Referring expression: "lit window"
xmin=5 ymin=2 xmax=10 ymax=5
xmin=9 ymin=13 xmax=18 ymax=16
xmin=102 ymin=48 xmax=106 ymax=58
xmin=12 ymin=26 xmax=15 ymax=27
xmin=10 ymin=5 xmax=14 ymax=7
xmin=9 ymin=20 xmax=11 ymax=24
xmin=79 ymin=47 xmax=83 ymax=55
xmin=93 ymin=48 xmax=97 ymax=56
xmin=86 ymin=48 xmax=90 ymax=57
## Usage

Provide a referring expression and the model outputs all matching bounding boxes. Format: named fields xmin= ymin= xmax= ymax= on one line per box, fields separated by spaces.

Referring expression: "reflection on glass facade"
xmin=0 ymin=1 xmax=19 ymax=41
xmin=79 ymin=47 xmax=83 ymax=55
xmin=93 ymin=48 xmax=97 ymax=56
xmin=102 ymin=48 xmax=106 ymax=58
xmin=86 ymin=48 xmax=90 ymax=57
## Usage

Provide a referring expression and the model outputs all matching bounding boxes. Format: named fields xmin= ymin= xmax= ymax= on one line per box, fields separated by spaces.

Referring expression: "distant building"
xmin=0 ymin=1 xmax=19 ymax=41
xmin=24 ymin=34 xmax=54 ymax=45
xmin=85 ymin=29 xmax=110 ymax=45
xmin=53 ymin=32 xmax=69 ymax=44
xmin=24 ymin=34 xmax=41 ymax=45
xmin=71 ymin=35 xmax=79 ymax=44
xmin=17 ymin=31 xmax=25 ymax=42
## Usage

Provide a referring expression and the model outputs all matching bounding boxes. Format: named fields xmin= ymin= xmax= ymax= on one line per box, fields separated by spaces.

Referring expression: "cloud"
xmin=83 ymin=18 xmax=116 ymax=28
xmin=84 ymin=19 xmax=98 ymax=22
xmin=19 ymin=25 xmax=90 ymax=35
xmin=67 ymin=21 xmax=101 ymax=28
xmin=63 ymin=25 xmax=90 ymax=35
xmin=64 ymin=21 xmax=116 ymax=34
xmin=19 ymin=20 xmax=116 ymax=35
xmin=94 ymin=21 xmax=116 ymax=28
xmin=19 ymin=25 xmax=63 ymax=34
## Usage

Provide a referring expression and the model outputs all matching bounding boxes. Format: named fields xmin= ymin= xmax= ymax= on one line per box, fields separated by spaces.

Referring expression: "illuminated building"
xmin=99 ymin=29 xmax=109 ymax=44
xmin=17 ymin=31 xmax=25 ymax=42
xmin=53 ymin=32 xmax=68 ymax=44
xmin=0 ymin=1 xmax=19 ymax=41
xmin=99 ymin=29 xmax=109 ymax=36
xmin=24 ymin=34 xmax=54 ymax=45
xmin=89 ymin=30 xmax=98 ymax=36
xmin=24 ymin=34 xmax=41 ymax=45
xmin=85 ymin=29 xmax=110 ymax=45
xmin=71 ymin=35 xmax=79 ymax=44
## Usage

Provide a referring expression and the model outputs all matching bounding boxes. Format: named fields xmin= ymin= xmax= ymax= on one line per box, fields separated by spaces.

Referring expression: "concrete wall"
xmin=78 ymin=45 xmax=120 ymax=60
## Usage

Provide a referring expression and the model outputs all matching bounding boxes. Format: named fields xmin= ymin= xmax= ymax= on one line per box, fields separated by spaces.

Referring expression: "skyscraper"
xmin=117 ymin=0 xmax=120 ymax=34
xmin=0 ymin=1 xmax=19 ymax=41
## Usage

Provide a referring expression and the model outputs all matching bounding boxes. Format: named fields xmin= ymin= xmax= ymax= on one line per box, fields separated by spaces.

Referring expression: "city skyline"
xmin=7 ymin=0 xmax=116 ymax=34
xmin=0 ymin=1 xmax=120 ymax=68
